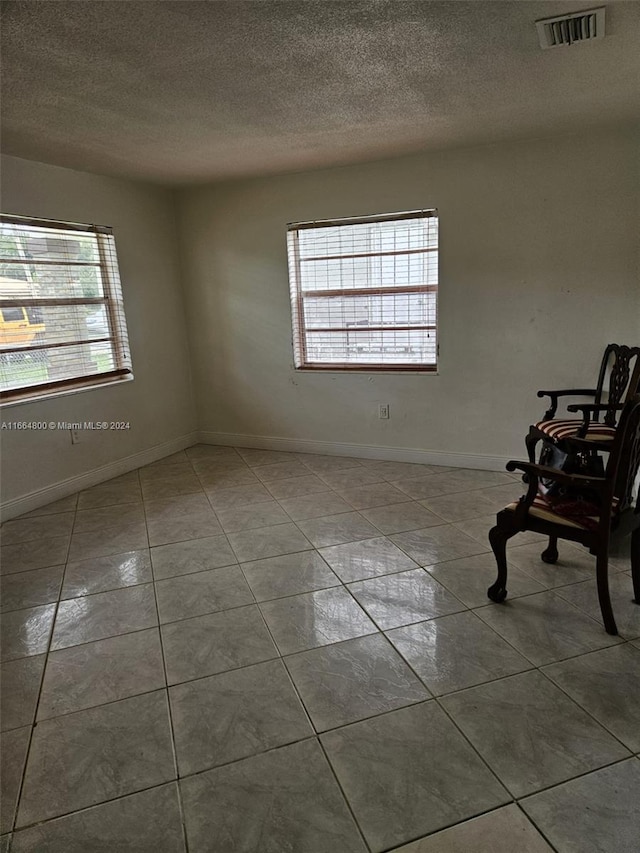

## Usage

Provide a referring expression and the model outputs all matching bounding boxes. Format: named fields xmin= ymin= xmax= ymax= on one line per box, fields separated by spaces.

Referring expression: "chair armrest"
xmin=565 ymin=402 xmax=624 ymax=436
xmin=566 ymin=403 xmax=625 ymax=413
xmin=506 ymin=460 xmax=607 ymax=491
xmin=536 ymin=389 xmax=598 ymax=420
xmin=537 ymin=389 xmax=598 ymax=399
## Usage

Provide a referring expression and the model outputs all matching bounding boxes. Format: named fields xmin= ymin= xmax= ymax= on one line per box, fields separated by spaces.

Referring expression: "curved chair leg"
xmin=631 ymin=528 xmax=640 ymax=605
xmin=541 ymin=536 xmax=559 ymax=564
xmin=488 ymin=524 xmax=516 ymax=603
xmin=595 ymin=552 xmax=617 ymax=635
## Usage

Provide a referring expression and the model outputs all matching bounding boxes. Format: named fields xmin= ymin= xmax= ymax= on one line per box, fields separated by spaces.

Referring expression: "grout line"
xmin=513 ymin=754 xmax=636 ymax=803
xmin=512 ymin=800 xmax=562 ymax=853
xmin=8 ymin=779 xmax=188 ymax=838
xmin=316 ymin=736 xmax=374 ymax=853
xmin=372 ymin=802 xmax=540 ymax=853
xmin=536 ymin=663 xmax=637 ymax=754
xmin=142 ymin=492 xmax=191 ymax=853
xmin=8 ymin=496 xmax=78 ymax=836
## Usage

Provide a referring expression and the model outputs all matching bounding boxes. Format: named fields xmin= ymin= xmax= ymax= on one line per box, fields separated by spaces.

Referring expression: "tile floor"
xmin=1 ymin=445 xmax=639 ymax=852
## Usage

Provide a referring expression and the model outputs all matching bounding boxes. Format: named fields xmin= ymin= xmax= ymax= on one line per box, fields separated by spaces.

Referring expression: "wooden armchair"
xmin=525 ymin=343 xmax=640 ymax=466
xmin=488 ymin=395 xmax=640 ymax=635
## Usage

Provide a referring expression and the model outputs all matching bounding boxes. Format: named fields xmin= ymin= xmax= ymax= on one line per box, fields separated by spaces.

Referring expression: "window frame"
xmin=0 ymin=213 xmax=133 ymax=407
xmin=286 ymin=209 xmax=439 ymax=373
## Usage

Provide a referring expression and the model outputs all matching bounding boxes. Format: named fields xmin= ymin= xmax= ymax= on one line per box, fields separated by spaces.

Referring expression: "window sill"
xmin=0 ymin=372 xmax=134 ymax=409
xmin=294 ymin=366 xmax=439 ymax=376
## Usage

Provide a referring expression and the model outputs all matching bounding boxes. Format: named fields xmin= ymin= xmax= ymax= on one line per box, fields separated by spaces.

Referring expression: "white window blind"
xmin=0 ymin=214 xmax=133 ymax=404
xmin=287 ymin=210 xmax=438 ymax=370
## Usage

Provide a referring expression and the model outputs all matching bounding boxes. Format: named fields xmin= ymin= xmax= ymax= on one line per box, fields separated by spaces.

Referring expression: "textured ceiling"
xmin=1 ymin=0 xmax=639 ymax=184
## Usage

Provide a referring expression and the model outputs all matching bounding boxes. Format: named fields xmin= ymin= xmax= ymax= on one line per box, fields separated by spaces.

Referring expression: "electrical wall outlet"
xmin=70 ymin=428 xmax=81 ymax=444
xmin=378 ymin=403 xmax=390 ymax=419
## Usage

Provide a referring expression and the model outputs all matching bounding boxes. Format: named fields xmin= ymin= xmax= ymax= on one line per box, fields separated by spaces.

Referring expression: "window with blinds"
xmin=287 ymin=210 xmax=438 ymax=371
xmin=0 ymin=215 xmax=133 ymax=404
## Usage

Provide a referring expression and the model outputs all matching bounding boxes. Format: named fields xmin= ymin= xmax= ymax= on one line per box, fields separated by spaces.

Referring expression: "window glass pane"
xmin=0 ymin=303 xmax=112 ymax=349
xmin=0 ymin=216 xmax=132 ymax=401
xmin=299 ymin=251 xmax=437 ymax=291
xmin=1 ymin=307 xmax=25 ymax=322
xmin=297 ymin=218 xmax=438 ymax=258
xmin=288 ymin=211 xmax=438 ymax=369
xmin=303 ymin=292 xmax=436 ymax=329
xmin=0 ymin=260 xmax=104 ymax=300
xmin=0 ymin=224 xmax=100 ymax=263
xmin=0 ymin=341 xmax=117 ymax=393
xmin=305 ymin=329 xmax=437 ymax=365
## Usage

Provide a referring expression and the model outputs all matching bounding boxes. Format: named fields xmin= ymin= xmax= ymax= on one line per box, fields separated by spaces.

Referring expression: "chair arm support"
xmin=506 ymin=460 xmax=607 ymax=490
xmin=537 ymin=389 xmax=598 ymax=399
xmin=566 ymin=403 xmax=625 ymax=413
xmin=565 ymin=402 xmax=624 ymax=436
xmin=536 ymin=389 xmax=598 ymax=420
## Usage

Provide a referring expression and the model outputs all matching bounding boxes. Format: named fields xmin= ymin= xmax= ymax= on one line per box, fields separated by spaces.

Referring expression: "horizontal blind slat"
xmin=0 ymin=258 xmax=102 ymax=267
xmin=0 ymin=297 xmax=108 ymax=307
xmin=289 ymin=209 xmax=437 ymax=230
xmin=0 ymin=215 xmax=112 ymax=234
xmin=300 ymin=247 xmax=438 ymax=263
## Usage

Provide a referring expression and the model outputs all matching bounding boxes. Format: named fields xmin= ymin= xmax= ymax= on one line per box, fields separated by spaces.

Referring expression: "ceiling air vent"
xmin=536 ymin=7 xmax=606 ymax=49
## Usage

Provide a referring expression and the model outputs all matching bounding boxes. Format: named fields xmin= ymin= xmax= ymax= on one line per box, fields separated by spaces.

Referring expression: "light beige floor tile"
xmin=296 ymin=512 xmax=380 ymax=548
xmin=265 ymin=475 xmax=332 ymax=499
xmin=68 ymin=522 xmax=148 ymax=563
xmin=361 ymin=502 xmax=444 ymax=535
xmin=278 ymin=491 xmax=353 ymax=521
xmin=1 ymin=513 xmax=75 ymax=546
xmin=227 ymin=523 xmax=312 ymax=563
xmin=388 ymin=804 xmax=553 ymax=852
xmin=338 ymin=482 xmax=411 ymax=510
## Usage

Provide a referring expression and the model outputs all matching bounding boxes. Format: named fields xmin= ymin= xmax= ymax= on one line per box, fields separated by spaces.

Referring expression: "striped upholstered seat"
xmin=506 ymin=493 xmax=619 ymax=531
xmin=534 ymin=418 xmax=617 ymax=443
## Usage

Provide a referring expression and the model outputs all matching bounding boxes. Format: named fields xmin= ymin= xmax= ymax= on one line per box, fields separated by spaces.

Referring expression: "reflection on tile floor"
xmin=1 ymin=445 xmax=639 ymax=852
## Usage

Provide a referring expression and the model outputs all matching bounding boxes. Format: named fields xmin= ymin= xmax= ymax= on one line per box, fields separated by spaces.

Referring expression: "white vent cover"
xmin=536 ymin=7 xmax=606 ymax=49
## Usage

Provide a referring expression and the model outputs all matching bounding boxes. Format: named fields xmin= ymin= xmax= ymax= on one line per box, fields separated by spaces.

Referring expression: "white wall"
xmin=176 ymin=125 xmax=639 ymax=464
xmin=2 ymin=126 xmax=638 ymax=511
xmin=1 ymin=155 xmax=196 ymax=508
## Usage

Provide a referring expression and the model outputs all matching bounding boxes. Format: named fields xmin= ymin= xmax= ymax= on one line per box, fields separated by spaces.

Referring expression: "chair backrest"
xmin=595 ymin=344 xmax=640 ymax=426
xmin=606 ymin=395 xmax=640 ymax=516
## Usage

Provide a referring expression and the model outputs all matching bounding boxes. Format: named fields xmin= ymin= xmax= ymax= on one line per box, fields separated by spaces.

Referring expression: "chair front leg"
xmin=488 ymin=522 xmax=518 ymax=603
xmin=595 ymin=551 xmax=618 ymax=635
xmin=541 ymin=536 xmax=559 ymax=564
xmin=631 ymin=527 xmax=640 ymax=605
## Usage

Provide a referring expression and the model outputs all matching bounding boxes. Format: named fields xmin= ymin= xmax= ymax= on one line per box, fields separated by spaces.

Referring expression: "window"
xmin=287 ymin=210 xmax=438 ymax=371
xmin=0 ymin=214 xmax=133 ymax=404
xmin=1 ymin=307 xmax=24 ymax=322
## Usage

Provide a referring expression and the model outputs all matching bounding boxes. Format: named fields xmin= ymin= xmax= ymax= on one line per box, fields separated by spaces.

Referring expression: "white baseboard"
xmin=197 ymin=431 xmax=511 ymax=473
xmin=1 ymin=432 xmax=198 ymax=521
xmin=2 ymin=430 xmax=511 ymax=522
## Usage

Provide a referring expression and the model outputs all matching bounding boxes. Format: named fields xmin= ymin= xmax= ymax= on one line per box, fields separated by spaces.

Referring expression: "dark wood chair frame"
xmin=525 ymin=343 xmax=640 ymax=465
xmin=488 ymin=395 xmax=640 ymax=636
